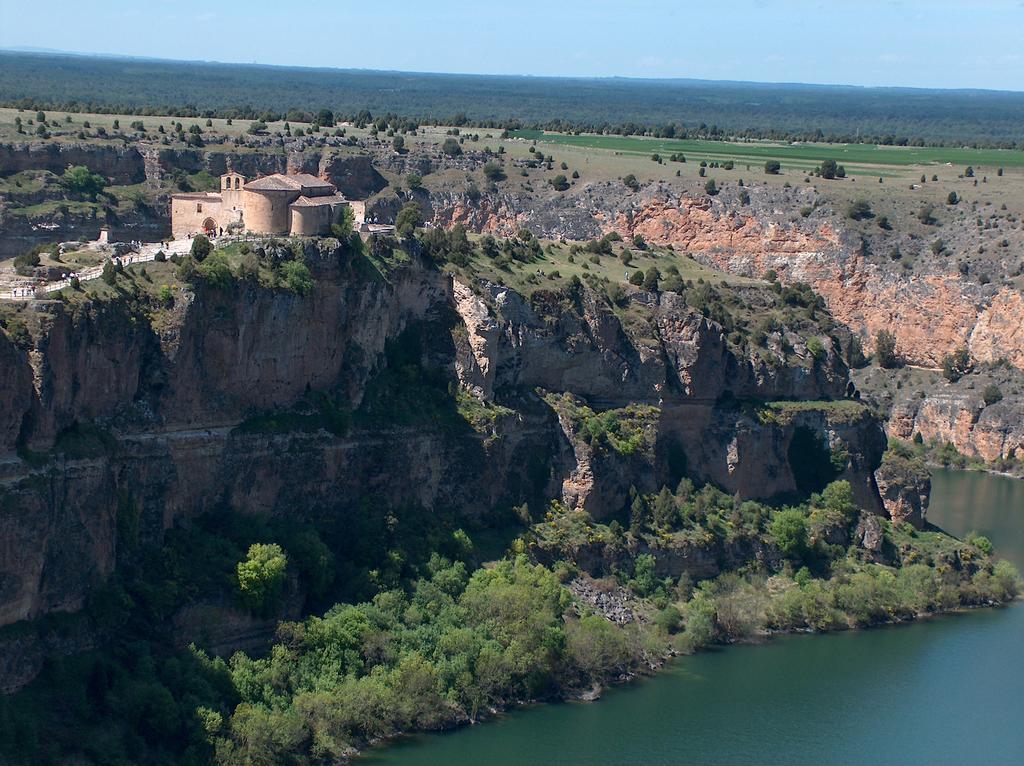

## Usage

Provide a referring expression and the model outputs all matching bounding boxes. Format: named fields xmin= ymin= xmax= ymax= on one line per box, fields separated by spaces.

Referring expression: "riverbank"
xmin=358 ymin=468 xmax=1024 ymax=766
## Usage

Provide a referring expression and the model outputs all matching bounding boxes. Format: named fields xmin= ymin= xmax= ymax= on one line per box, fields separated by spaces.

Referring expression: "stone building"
xmin=170 ymin=172 xmax=364 ymax=239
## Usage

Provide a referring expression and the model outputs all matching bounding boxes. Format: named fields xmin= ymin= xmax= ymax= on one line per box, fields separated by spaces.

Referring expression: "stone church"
xmin=170 ymin=172 xmax=365 ymax=239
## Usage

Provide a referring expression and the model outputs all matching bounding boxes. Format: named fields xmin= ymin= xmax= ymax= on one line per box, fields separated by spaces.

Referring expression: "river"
xmin=363 ymin=469 xmax=1024 ymax=766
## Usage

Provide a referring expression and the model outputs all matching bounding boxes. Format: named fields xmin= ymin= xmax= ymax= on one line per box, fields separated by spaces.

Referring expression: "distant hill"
xmin=2 ymin=50 xmax=1023 ymax=147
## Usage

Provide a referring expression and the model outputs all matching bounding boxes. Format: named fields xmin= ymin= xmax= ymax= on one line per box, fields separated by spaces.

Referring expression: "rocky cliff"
xmin=0 ymin=240 xmax=894 ymax=678
xmin=422 ymin=181 xmax=1024 ymax=466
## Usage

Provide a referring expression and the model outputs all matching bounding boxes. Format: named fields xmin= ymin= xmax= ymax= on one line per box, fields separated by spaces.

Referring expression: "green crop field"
xmin=511 ymin=130 xmax=1024 ymax=169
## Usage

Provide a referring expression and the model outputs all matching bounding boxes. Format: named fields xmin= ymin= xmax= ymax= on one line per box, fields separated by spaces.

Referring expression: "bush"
xmin=395 ymin=202 xmax=423 ymax=238
xmin=441 ymin=138 xmax=462 ymax=157
xmin=874 ymin=329 xmax=899 ymax=368
xmin=982 ymin=385 xmax=1003 ymax=406
xmin=190 ymin=234 xmax=212 ymax=262
xmin=704 ymin=179 xmax=718 ymax=196
xmin=195 ymin=252 xmax=233 ymax=289
xmin=59 ymin=165 xmax=107 ymax=200
xmin=770 ymin=509 xmax=808 ymax=559
xmin=764 ymin=160 xmax=781 ymax=175
xmin=236 ymin=543 xmax=288 ymax=614
xmin=941 ymin=347 xmax=972 ymax=382
xmin=550 ymin=174 xmax=569 ymax=192
xmin=846 ymin=199 xmax=872 ymax=220
xmin=13 ymin=251 xmax=41 ymax=276
xmin=482 ymin=162 xmax=505 ymax=182
xmin=642 ymin=266 xmax=660 ymax=291
xmin=281 ymin=261 xmax=315 ymax=295
xmin=623 ymin=174 xmax=640 ymax=191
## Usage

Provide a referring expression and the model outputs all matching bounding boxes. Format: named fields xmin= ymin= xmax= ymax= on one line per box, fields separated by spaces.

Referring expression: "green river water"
xmin=363 ymin=469 xmax=1024 ymax=766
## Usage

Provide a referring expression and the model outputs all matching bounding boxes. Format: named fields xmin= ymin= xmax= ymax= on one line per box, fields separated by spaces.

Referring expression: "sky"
xmin=1 ymin=0 xmax=1022 ymax=91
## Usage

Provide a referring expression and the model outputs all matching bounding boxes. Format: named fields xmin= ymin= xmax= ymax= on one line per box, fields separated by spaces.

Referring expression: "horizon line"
xmin=2 ymin=47 xmax=1023 ymax=97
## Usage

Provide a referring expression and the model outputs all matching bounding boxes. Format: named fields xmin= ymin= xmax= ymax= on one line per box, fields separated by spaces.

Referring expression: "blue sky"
xmin=1 ymin=0 xmax=1022 ymax=90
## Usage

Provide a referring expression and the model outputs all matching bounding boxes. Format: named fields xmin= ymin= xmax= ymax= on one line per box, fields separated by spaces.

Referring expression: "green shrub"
xmin=196 ymin=252 xmax=233 ymax=289
xmin=769 ymin=509 xmax=808 ymax=559
xmin=190 ymin=234 xmax=212 ymax=261
xmin=281 ymin=260 xmax=315 ymax=295
xmin=236 ymin=543 xmax=288 ymax=614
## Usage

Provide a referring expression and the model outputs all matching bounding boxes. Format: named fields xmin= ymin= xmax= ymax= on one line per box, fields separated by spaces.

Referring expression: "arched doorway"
xmin=202 ymin=217 xmax=217 ymax=235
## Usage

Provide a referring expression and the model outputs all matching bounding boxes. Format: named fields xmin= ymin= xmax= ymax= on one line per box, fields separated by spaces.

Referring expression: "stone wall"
xmin=243 ymin=188 xmax=295 ymax=233
xmin=170 ymin=194 xmax=223 ymax=238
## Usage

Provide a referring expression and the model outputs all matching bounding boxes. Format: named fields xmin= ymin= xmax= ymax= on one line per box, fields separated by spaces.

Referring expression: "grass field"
xmin=511 ymin=130 xmax=1024 ymax=169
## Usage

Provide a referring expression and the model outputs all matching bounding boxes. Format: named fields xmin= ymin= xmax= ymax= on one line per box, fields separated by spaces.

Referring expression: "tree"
xmin=247 ymin=121 xmax=268 ymax=134
xmin=13 ymin=251 xmax=41 ymax=276
xmin=704 ymin=179 xmax=718 ymax=196
xmin=101 ymin=259 xmax=117 ymax=285
xmin=392 ymin=134 xmax=405 ymax=153
xmin=821 ymin=480 xmax=858 ymax=520
xmin=629 ymin=269 xmax=644 ymax=286
xmin=941 ymin=347 xmax=972 ymax=382
xmin=59 ymin=165 xmax=107 ymax=200
xmin=550 ymin=174 xmax=569 ymax=191
xmin=623 ymin=174 xmax=640 ymax=191
xmin=947 ymin=191 xmax=959 ymax=205
xmin=330 ymin=205 xmax=356 ymax=242
xmin=642 ymin=266 xmax=661 ymax=291
xmin=441 ymin=138 xmax=462 ymax=157
xmin=316 ymin=109 xmax=335 ymax=127
xmin=764 ymin=160 xmax=781 ymax=175
xmin=190 ymin=234 xmax=212 ymax=262
xmin=406 ymin=172 xmax=423 ymax=190
xmin=820 ymin=159 xmax=838 ymax=179
xmin=236 ymin=543 xmax=288 ymax=614
xmin=395 ymin=202 xmax=423 ymax=238
xmin=874 ymin=329 xmax=899 ymax=368
xmin=770 ymin=509 xmax=808 ymax=559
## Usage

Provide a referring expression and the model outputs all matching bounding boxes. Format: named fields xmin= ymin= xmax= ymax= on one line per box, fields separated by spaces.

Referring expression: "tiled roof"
xmin=291 ymin=194 xmax=348 ymax=207
xmin=244 ymin=174 xmax=302 ymax=191
xmin=287 ymin=173 xmax=334 ymax=189
xmin=244 ymin=173 xmax=335 ymax=192
xmin=172 ymin=192 xmax=222 ymax=200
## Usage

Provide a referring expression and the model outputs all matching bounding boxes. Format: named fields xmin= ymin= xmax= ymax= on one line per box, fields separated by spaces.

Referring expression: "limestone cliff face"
xmin=432 ymin=186 xmax=1024 ymax=464
xmin=451 ymin=277 xmax=848 ymax=405
xmin=601 ymin=193 xmax=1024 ymax=373
xmin=451 ymin=277 xmax=884 ymax=519
xmin=888 ymin=391 xmax=1024 ymax=463
xmin=0 ymin=332 xmax=32 ymax=453
xmin=0 ymin=246 xmax=894 ymax=692
xmin=875 ymin=452 xmax=931 ymax=530
xmin=431 ymin=188 xmax=1024 ymax=375
xmin=0 ymin=142 xmax=147 ymax=184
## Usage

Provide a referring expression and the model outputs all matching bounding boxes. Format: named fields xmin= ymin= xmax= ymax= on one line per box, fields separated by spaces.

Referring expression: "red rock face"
xmin=600 ymin=196 xmax=1023 ymax=373
xmin=888 ymin=394 xmax=1024 ymax=463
